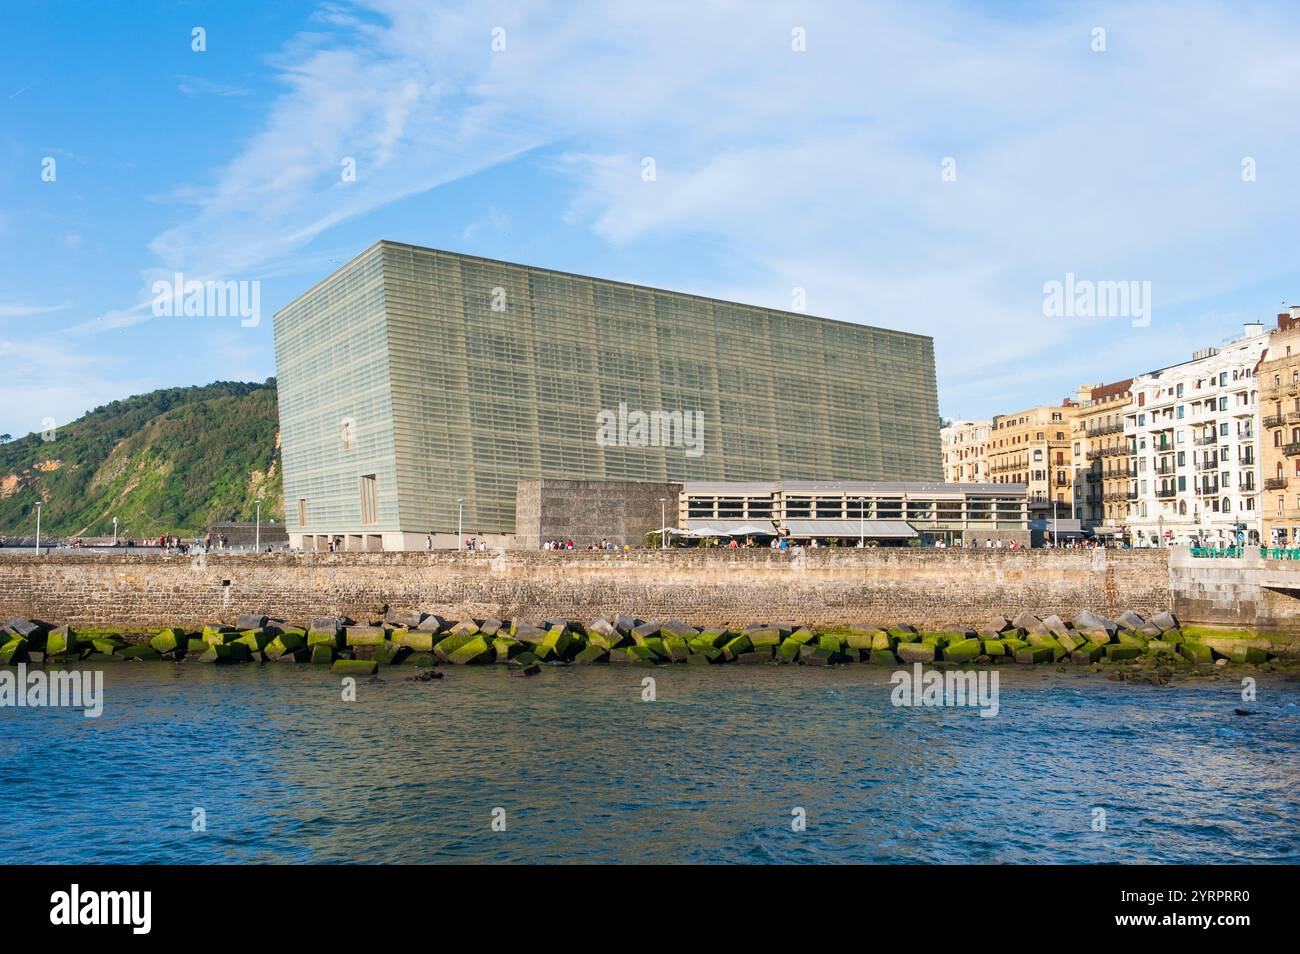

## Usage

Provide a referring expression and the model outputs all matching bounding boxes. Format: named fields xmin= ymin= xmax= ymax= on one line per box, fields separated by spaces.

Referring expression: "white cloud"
xmin=0 ymin=303 xmax=66 ymax=319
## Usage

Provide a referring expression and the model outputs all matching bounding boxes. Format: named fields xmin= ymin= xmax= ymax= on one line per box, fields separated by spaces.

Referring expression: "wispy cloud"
xmin=0 ymin=303 xmax=66 ymax=319
xmin=176 ymin=75 xmax=252 ymax=98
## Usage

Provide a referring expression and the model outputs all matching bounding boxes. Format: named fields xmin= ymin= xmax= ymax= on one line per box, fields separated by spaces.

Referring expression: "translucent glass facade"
xmin=275 ymin=241 xmax=941 ymax=545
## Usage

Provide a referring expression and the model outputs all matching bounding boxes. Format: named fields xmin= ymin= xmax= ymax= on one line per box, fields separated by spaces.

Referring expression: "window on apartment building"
xmin=341 ymin=419 xmax=353 ymax=451
xmin=1177 ymin=451 xmax=1185 ymax=466
xmin=1176 ymin=384 xmax=1184 ymax=397
xmin=1177 ymin=406 xmax=1184 ymax=419
xmin=1220 ymin=372 xmax=1228 ymax=386
xmin=360 ymin=474 xmax=378 ymax=525
xmin=1056 ymin=452 xmax=1064 ymax=465
xmin=297 ymin=499 xmax=307 ymax=527
xmin=1222 ymin=498 xmax=1231 ymax=513
xmin=1277 ymin=432 xmax=1284 ymax=447
xmin=1178 ymin=476 xmax=1186 ymax=491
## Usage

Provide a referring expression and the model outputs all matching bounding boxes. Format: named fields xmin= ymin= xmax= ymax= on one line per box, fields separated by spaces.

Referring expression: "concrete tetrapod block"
xmin=722 ymin=634 xmax=753 ymax=661
xmin=448 ymin=634 xmax=493 ymax=665
xmin=345 ymin=626 xmax=386 ymax=647
xmin=943 ymin=638 xmax=983 ymax=663
xmin=896 ymin=642 xmax=936 ymax=664
xmin=1014 ymin=646 xmax=1054 ymax=664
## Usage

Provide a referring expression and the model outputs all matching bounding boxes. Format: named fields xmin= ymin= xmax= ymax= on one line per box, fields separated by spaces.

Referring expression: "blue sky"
xmin=2 ymin=0 xmax=1299 ymax=438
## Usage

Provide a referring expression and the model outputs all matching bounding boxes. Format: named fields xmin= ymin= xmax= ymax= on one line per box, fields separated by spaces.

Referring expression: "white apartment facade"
xmin=1124 ymin=323 xmax=1269 ymax=546
xmin=940 ymin=420 xmax=991 ymax=483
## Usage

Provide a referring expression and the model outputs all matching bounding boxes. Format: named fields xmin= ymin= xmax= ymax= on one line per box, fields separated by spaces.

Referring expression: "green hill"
xmin=0 ymin=380 xmax=282 ymax=541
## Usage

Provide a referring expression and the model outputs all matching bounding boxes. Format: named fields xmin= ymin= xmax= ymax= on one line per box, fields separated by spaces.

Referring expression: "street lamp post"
xmin=859 ymin=496 xmax=865 ymax=548
xmin=457 ymin=499 xmax=464 ymax=551
xmin=34 ymin=501 xmax=41 ymax=554
xmin=255 ymin=500 xmax=262 ymax=551
xmin=112 ymin=516 xmax=118 ymax=547
xmin=660 ymin=498 xmax=667 ymax=550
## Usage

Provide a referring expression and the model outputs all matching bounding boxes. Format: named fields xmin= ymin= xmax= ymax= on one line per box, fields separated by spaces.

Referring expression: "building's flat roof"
xmin=274 ymin=240 xmax=932 ymax=344
xmin=681 ymin=480 xmax=1027 ymax=495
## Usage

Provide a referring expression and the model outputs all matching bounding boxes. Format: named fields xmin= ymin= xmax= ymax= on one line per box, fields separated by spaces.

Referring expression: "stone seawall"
xmin=0 ymin=548 xmax=1171 ymax=629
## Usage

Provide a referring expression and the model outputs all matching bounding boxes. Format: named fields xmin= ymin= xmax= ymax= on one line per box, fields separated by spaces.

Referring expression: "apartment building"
xmin=940 ymin=419 xmax=991 ymax=483
xmin=1257 ymin=308 xmax=1300 ymax=544
xmin=987 ymin=402 xmax=1080 ymax=518
xmin=1071 ymin=379 xmax=1133 ymax=531
xmin=1124 ymin=322 xmax=1270 ymax=546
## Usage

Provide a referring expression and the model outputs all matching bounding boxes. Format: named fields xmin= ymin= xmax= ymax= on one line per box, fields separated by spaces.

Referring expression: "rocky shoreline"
xmin=0 ymin=608 xmax=1288 ymax=679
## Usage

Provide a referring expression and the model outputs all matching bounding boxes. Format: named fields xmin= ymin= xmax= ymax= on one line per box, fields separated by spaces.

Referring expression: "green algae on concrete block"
xmin=345 ymin=626 xmax=386 ymax=647
xmin=372 ymin=640 xmax=410 ymax=666
xmin=491 ymin=636 xmax=522 ymax=660
xmin=738 ymin=649 xmax=773 ymax=664
xmin=777 ymin=638 xmax=802 ymax=662
xmin=1002 ymin=637 xmax=1029 ymax=653
xmin=45 ymin=625 xmax=78 ymax=656
xmin=332 ymin=659 xmax=378 ymax=675
xmin=1147 ymin=640 xmax=1178 ymax=656
xmin=149 ymin=628 xmax=186 ymax=655
xmin=722 ymin=634 xmax=753 ymax=660
xmin=1105 ymin=645 xmax=1141 ymax=661
xmin=662 ymin=635 xmax=690 ymax=662
xmin=449 ymin=620 xmax=480 ymax=637
xmin=896 ymin=642 xmax=936 ymax=664
xmin=788 ymin=627 xmax=817 ymax=645
xmin=433 ymin=632 xmax=477 ymax=661
xmin=747 ymin=628 xmax=782 ymax=648
xmin=1055 ymin=631 xmax=1086 ymax=653
xmin=117 ymin=645 xmax=160 ymax=660
xmin=575 ymin=645 xmax=609 ymax=665
xmin=541 ymin=625 xmax=575 ymax=660
xmin=817 ymin=634 xmax=844 ymax=654
xmin=1071 ymin=644 xmax=1105 ymax=663
xmin=0 ymin=638 xmax=29 ymax=664
xmin=199 ymin=644 xmax=243 ymax=664
xmin=202 ymin=626 xmax=237 ymax=647
xmin=449 ymin=634 xmax=493 ymax=665
xmin=870 ymin=649 xmax=899 ymax=666
xmin=187 ymin=637 xmax=207 ymax=653
xmin=943 ymin=638 xmax=982 ymax=663
xmin=871 ymin=632 xmax=897 ymax=652
xmin=1014 ymin=646 xmax=1054 ymax=664
xmin=980 ymin=639 xmax=1006 ymax=657
xmin=1179 ymin=642 xmax=1213 ymax=663
xmin=265 ymin=632 xmax=306 ymax=658
xmin=1117 ymin=630 xmax=1149 ymax=650
xmin=234 ymin=631 xmax=272 ymax=654
xmin=404 ymin=653 xmax=438 ymax=667
xmin=309 ymin=645 xmax=335 ymax=665
xmin=391 ymin=631 xmax=434 ymax=652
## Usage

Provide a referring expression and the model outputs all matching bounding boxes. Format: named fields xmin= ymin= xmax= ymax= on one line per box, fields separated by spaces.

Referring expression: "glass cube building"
xmin=274 ymin=241 xmax=941 ymax=550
